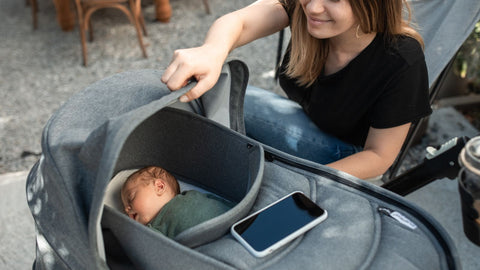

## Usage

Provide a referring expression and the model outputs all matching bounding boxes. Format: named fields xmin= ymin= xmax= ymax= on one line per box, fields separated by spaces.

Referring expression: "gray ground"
xmin=1 ymin=0 xmax=480 ymax=269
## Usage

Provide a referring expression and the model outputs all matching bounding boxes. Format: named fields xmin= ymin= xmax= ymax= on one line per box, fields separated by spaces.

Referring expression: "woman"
xmin=161 ymin=0 xmax=432 ymax=180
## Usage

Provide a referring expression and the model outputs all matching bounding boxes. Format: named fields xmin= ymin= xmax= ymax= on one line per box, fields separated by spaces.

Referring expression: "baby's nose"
xmin=125 ymin=207 xmax=135 ymax=217
xmin=125 ymin=209 xmax=136 ymax=220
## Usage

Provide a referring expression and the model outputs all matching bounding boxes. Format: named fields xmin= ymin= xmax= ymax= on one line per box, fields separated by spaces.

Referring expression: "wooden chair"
xmin=74 ymin=0 xmax=148 ymax=66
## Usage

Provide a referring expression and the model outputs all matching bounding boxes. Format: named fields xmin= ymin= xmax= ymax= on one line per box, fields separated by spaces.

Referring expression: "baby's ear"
xmin=154 ymin=179 xmax=166 ymax=195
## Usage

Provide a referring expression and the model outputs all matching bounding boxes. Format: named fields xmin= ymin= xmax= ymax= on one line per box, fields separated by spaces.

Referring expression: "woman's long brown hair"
xmin=282 ymin=0 xmax=423 ymax=87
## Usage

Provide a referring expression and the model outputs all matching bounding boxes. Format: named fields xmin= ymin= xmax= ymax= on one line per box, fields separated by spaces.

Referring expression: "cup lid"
xmin=460 ymin=136 xmax=480 ymax=174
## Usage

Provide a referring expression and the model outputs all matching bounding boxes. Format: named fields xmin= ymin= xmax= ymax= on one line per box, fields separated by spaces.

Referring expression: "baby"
xmin=121 ymin=166 xmax=233 ymax=238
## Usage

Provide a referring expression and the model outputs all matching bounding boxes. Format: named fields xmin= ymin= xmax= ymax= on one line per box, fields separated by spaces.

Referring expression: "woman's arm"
xmin=327 ymin=123 xmax=411 ymax=180
xmin=161 ymin=0 xmax=289 ymax=102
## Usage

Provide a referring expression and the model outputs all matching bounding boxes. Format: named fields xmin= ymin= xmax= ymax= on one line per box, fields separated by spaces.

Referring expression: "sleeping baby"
xmin=120 ymin=166 xmax=233 ymax=238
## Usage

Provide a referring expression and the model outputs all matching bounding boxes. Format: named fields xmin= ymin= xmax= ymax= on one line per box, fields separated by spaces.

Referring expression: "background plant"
xmin=454 ymin=21 xmax=480 ymax=91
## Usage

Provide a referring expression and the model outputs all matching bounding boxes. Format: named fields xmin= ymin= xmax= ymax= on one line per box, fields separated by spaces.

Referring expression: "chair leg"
xmin=88 ymin=19 xmax=94 ymax=42
xmin=74 ymin=0 xmax=88 ymax=66
xmin=202 ymin=0 xmax=210 ymax=14
xmin=132 ymin=0 xmax=147 ymax=36
xmin=133 ymin=17 xmax=147 ymax=58
xmin=30 ymin=0 xmax=38 ymax=29
xmin=129 ymin=0 xmax=147 ymax=58
xmin=75 ymin=0 xmax=149 ymax=64
xmin=139 ymin=9 xmax=147 ymax=36
xmin=80 ymin=23 xmax=88 ymax=66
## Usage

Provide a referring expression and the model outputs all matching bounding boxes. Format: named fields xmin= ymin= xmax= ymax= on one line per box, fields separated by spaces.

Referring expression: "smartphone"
xmin=231 ymin=191 xmax=327 ymax=257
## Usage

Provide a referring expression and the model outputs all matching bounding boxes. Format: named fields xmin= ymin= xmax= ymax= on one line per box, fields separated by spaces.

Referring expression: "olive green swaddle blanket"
xmin=148 ymin=190 xmax=234 ymax=238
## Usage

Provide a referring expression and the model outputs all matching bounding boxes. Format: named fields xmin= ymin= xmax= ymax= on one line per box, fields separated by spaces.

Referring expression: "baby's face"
xmin=122 ymin=179 xmax=175 ymax=225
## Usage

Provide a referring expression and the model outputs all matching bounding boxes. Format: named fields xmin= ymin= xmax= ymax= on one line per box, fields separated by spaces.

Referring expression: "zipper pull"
xmin=378 ymin=207 xmax=418 ymax=230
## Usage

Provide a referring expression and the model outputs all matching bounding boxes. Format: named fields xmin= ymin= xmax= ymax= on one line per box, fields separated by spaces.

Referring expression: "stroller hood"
xmin=26 ymin=61 xmax=263 ymax=269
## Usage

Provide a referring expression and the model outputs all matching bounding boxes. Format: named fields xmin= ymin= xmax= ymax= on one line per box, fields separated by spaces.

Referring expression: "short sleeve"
xmin=279 ymin=0 xmax=295 ymax=19
xmin=370 ymin=55 xmax=432 ymax=128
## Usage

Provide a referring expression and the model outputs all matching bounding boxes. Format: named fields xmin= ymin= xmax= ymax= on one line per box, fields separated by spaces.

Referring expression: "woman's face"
xmin=300 ymin=0 xmax=357 ymax=40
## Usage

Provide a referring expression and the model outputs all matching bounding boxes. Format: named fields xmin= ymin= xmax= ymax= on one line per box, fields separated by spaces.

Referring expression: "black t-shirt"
xmin=278 ymin=33 xmax=432 ymax=146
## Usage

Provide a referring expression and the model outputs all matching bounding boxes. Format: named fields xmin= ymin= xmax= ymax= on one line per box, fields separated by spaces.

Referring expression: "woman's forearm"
xmin=202 ymin=13 xmax=244 ymax=60
xmin=203 ymin=0 xmax=288 ymax=57
xmin=161 ymin=0 xmax=288 ymax=101
xmin=328 ymin=124 xmax=411 ymax=180
xmin=327 ymin=150 xmax=393 ymax=180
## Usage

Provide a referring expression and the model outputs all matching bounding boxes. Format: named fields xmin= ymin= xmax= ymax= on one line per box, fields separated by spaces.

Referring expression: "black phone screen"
xmin=232 ymin=192 xmax=325 ymax=251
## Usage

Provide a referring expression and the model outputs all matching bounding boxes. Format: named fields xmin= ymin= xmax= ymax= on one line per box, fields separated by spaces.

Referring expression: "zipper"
xmin=266 ymin=151 xmax=420 ymax=231
xmin=378 ymin=207 xmax=418 ymax=230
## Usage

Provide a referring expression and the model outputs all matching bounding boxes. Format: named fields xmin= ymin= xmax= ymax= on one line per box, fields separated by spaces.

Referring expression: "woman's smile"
xmin=307 ymin=15 xmax=333 ymax=26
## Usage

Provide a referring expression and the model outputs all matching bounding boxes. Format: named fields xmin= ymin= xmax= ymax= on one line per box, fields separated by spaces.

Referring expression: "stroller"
xmin=26 ymin=60 xmax=460 ymax=270
xmin=26 ymin=0 xmax=480 ymax=269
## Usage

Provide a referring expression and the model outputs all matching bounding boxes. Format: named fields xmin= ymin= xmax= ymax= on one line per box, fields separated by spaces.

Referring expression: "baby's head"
xmin=121 ymin=166 xmax=180 ymax=225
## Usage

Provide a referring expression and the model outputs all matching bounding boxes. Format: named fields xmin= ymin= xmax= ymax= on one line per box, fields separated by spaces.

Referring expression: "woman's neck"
xmin=324 ymin=30 xmax=377 ymax=76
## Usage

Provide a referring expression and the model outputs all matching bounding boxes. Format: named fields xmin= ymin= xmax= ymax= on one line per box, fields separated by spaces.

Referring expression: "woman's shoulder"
xmin=385 ymin=34 xmax=425 ymax=66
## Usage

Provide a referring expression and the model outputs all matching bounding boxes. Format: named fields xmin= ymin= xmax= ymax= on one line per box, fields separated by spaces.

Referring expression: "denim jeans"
xmin=244 ymin=86 xmax=362 ymax=164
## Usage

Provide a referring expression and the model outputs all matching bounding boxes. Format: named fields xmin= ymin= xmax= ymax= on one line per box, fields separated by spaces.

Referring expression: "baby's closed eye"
xmin=128 ymin=192 xmax=136 ymax=203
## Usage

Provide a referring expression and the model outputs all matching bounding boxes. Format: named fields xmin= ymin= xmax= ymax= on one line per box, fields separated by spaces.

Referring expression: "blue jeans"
xmin=244 ymin=86 xmax=362 ymax=164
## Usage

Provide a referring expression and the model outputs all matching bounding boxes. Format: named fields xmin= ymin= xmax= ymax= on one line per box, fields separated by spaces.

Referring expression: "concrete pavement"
xmin=0 ymin=171 xmax=35 ymax=269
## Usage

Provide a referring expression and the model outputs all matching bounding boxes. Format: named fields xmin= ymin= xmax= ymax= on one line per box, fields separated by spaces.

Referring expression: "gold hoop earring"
xmin=355 ymin=24 xmax=362 ymax=39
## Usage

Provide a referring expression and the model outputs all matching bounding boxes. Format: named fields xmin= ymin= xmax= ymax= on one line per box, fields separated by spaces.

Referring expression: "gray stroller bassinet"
xmin=26 ymin=60 xmax=460 ymax=269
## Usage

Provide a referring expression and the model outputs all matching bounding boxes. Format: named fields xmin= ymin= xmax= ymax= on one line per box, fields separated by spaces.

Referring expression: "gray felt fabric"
xmin=102 ymin=155 xmax=458 ymax=270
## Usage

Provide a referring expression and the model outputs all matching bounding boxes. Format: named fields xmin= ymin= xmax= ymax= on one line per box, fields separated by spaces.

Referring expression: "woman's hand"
xmin=161 ymin=44 xmax=227 ymax=102
xmin=161 ymin=0 xmax=288 ymax=102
